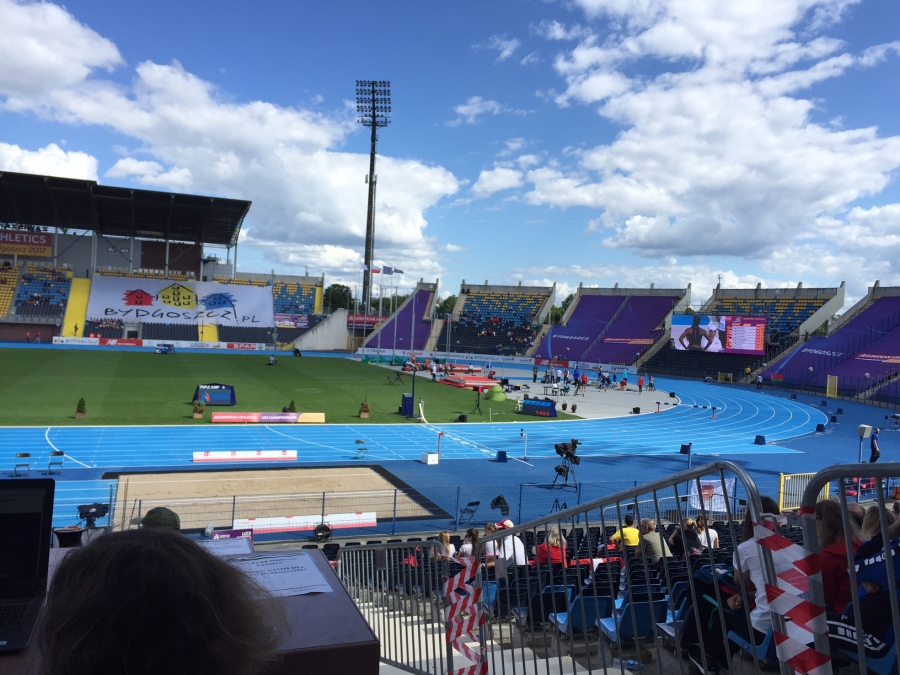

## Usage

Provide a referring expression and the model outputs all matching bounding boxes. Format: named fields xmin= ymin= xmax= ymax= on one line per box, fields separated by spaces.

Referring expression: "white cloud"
xmin=450 ymin=96 xmax=504 ymax=125
xmin=486 ymin=34 xmax=521 ymax=62
xmin=0 ymin=0 xmax=122 ymax=112
xmin=520 ymin=51 xmax=540 ymax=66
xmin=534 ymin=20 xmax=592 ymax=41
xmin=105 ymin=157 xmax=193 ymax=188
xmin=0 ymin=1 xmax=459 ymax=282
xmin=444 ymin=243 xmax=467 ymax=252
xmin=471 ymin=166 xmax=524 ymax=199
xmin=0 ymin=141 xmax=98 ymax=179
xmin=498 ymin=137 xmax=526 ymax=156
xmin=524 ymin=0 xmax=900 ymax=297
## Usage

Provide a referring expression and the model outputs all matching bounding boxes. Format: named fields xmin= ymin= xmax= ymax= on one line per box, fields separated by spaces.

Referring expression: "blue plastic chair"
xmin=728 ymin=627 xmax=776 ymax=663
xmin=549 ymin=595 xmax=613 ymax=635
xmin=598 ymin=599 xmax=668 ymax=643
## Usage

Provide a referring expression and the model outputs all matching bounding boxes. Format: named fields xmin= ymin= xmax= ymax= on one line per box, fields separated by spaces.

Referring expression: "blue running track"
xmin=0 ymin=378 xmax=829 ymax=528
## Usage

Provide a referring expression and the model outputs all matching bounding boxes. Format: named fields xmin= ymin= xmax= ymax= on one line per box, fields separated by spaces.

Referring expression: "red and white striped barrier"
xmin=443 ymin=557 xmax=487 ymax=675
xmin=753 ymin=516 xmax=831 ymax=675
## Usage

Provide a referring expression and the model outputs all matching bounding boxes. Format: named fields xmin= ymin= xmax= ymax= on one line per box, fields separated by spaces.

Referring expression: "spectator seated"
xmin=84 ymin=318 xmax=123 ymax=339
xmin=435 ymin=289 xmax=546 ymax=356
xmin=14 ymin=265 xmax=72 ymax=317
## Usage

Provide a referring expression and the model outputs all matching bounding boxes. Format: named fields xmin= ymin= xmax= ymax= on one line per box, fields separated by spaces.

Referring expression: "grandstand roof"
xmin=0 ymin=171 xmax=250 ymax=247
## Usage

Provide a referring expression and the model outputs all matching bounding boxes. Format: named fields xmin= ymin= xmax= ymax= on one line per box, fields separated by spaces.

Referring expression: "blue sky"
xmin=1 ymin=0 xmax=898 ymax=307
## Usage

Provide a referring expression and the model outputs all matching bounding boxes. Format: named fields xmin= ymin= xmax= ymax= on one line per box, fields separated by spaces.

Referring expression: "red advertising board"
xmin=226 ymin=343 xmax=263 ymax=350
xmin=346 ymin=314 xmax=386 ymax=327
xmin=98 ymin=338 xmax=143 ymax=346
xmin=0 ymin=231 xmax=53 ymax=257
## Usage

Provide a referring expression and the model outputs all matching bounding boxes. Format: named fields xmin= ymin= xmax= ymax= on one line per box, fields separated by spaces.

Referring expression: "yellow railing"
xmin=778 ymin=472 xmax=830 ymax=511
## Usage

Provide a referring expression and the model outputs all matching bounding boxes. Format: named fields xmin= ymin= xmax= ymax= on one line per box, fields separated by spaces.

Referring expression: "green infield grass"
xmin=0 ymin=349 xmax=578 ymax=426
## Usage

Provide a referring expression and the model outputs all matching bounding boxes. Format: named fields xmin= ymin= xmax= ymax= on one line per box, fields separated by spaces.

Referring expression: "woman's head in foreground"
xmin=39 ymin=528 xmax=281 ymax=675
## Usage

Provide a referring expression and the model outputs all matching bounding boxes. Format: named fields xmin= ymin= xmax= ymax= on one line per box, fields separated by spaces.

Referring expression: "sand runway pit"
xmin=113 ymin=466 xmax=445 ymax=531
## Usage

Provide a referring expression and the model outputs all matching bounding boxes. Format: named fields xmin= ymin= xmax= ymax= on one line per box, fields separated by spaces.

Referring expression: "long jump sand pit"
xmin=112 ymin=466 xmax=446 ymax=531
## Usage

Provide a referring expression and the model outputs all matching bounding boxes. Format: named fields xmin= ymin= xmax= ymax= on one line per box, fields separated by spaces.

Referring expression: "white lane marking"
xmin=45 ymin=427 xmax=92 ymax=468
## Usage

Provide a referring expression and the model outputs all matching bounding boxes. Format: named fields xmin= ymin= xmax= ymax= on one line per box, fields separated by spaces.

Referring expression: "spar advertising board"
xmin=0 ymin=231 xmax=53 ymax=257
xmin=671 ymin=315 xmax=767 ymax=355
xmin=85 ymin=276 xmax=275 ymax=326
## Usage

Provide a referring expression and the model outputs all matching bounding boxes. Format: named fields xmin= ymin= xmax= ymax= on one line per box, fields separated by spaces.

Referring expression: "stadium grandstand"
xmin=431 ymin=281 xmax=553 ymax=356
xmin=0 ymin=170 xmax=325 ymax=347
xmin=361 ymin=281 xmax=439 ymax=354
xmin=4 ymin=172 xmax=900 ymax=675
xmin=535 ymin=284 xmax=688 ymax=365
xmin=644 ymin=282 xmax=843 ymax=381
xmin=762 ymin=282 xmax=900 ymax=403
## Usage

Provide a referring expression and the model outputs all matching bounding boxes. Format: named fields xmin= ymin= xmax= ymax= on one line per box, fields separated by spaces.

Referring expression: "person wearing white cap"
xmin=493 ymin=519 xmax=527 ymax=568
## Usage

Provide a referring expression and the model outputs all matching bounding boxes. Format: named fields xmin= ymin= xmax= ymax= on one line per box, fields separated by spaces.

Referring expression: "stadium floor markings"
xmin=0 ymin=380 xmax=827 ymax=470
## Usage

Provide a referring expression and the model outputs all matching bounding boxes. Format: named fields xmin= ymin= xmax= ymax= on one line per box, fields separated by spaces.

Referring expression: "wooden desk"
xmin=2 ymin=549 xmax=379 ymax=675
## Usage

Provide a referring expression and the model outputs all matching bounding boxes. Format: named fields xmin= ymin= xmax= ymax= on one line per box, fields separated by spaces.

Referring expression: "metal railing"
xmin=798 ymin=462 xmax=900 ymax=675
xmin=114 ymin=478 xmax=781 ymax=541
xmin=473 ymin=461 xmax=789 ymax=675
xmin=339 ymin=541 xmax=451 ymax=674
xmin=334 ymin=461 xmax=798 ymax=675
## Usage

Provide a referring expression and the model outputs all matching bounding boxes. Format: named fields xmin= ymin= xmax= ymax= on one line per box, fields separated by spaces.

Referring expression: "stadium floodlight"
xmin=356 ymin=79 xmax=392 ymax=308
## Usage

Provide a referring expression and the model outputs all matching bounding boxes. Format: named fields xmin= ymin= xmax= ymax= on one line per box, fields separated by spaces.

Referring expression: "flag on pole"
xmin=393 ymin=268 xmax=404 ymax=274
xmin=382 ymin=266 xmax=394 ymax=275
xmin=371 ymin=266 xmax=381 ymax=274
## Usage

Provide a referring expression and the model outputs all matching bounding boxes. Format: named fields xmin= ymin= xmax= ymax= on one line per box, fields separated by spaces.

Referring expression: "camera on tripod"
xmin=552 ymin=439 xmax=581 ymax=486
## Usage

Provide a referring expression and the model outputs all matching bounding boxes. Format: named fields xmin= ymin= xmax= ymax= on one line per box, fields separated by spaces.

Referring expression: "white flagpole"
xmin=377 ymin=271 xmax=384 ymax=362
xmin=392 ymin=278 xmax=397 ymax=363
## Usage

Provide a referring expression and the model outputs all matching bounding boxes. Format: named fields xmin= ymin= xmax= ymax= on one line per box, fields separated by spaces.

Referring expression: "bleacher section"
xmin=585 ymin=295 xmax=679 ymax=364
xmin=364 ymin=287 xmax=434 ymax=352
xmin=273 ymin=281 xmax=317 ymax=313
xmin=0 ymin=263 xmax=20 ymax=316
xmin=763 ymin=295 xmax=900 ymax=391
xmin=141 ymin=322 xmax=199 ymax=341
xmin=96 ymin=269 xmax=194 ymax=281
xmin=434 ymin=288 xmax=547 ymax=356
xmin=84 ymin=320 xmax=122 ymax=339
xmin=707 ymin=290 xmax=834 ymax=348
xmin=14 ymin=265 xmax=72 ymax=317
xmin=217 ymin=325 xmax=275 ymax=343
xmin=214 ymin=277 xmax=270 ymax=287
xmin=536 ymin=291 xmax=682 ymax=364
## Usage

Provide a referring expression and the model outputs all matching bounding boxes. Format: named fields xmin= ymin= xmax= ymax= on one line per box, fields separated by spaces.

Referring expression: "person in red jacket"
xmin=532 ymin=524 xmax=567 ymax=567
xmin=816 ymin=499 xmax=861 ymax=612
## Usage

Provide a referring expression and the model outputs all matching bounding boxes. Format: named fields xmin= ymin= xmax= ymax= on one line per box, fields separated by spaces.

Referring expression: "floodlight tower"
xmin=356 ymin=79 xmax=391 ymax=309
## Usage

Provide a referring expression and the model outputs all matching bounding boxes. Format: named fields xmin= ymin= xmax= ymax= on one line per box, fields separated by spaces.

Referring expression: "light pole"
xmin=355 ymin=79 xmax=391 ymax=309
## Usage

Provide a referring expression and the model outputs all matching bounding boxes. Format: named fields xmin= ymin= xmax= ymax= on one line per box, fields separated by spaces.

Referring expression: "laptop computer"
xmin=0 ymin=478 xmax=55 ymax=652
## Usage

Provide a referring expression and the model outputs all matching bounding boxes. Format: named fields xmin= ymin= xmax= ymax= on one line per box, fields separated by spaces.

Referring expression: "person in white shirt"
xmin=493 ymin=519 xmax=528 ymax=566
xmin=436 ymin=530 xmax=456 ymax=558
xmin=704 ymin=497 xmax=781 ymax=670
xmin=455 ymin=528 xmax=479 ymax=557
xmin=696 ymin=515 xmax=719 ymax=549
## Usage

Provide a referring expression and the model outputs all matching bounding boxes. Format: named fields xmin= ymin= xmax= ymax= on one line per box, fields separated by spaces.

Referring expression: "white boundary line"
xmin=44 ymin=427 xmax=92 ymax=468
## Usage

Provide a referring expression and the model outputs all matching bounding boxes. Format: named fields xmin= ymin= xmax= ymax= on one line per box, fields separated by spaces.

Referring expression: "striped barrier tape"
xmin=443 ymin=557 xmax=487 ymax=675
xmin=754 ymin=518 xmax=832 ymax=675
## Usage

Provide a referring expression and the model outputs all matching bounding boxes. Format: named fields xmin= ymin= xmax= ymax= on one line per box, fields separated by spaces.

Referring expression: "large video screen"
xmin=671 ymin=315 xmax=766 ymax=355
